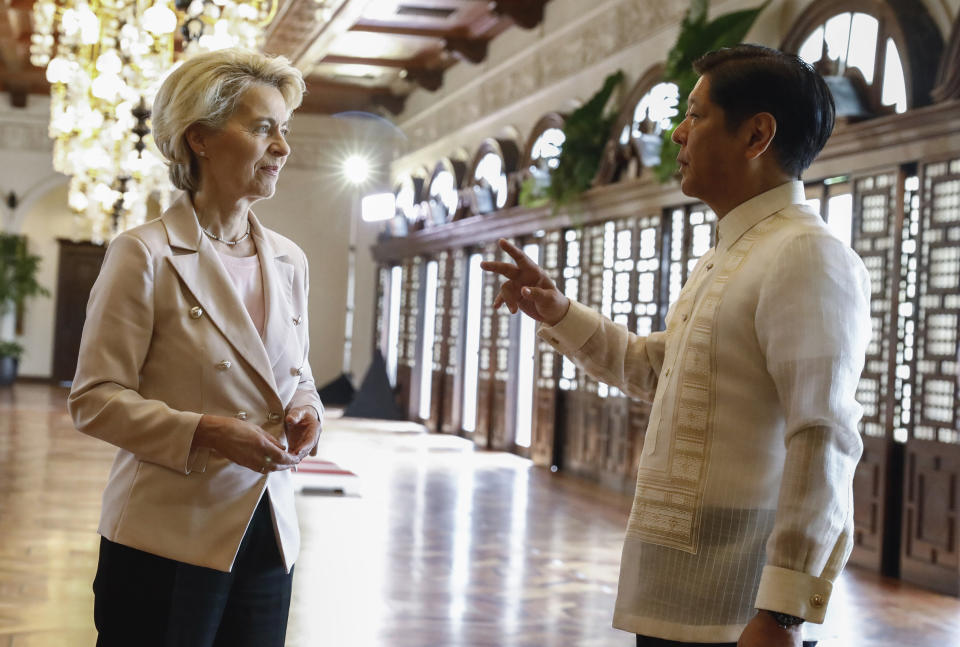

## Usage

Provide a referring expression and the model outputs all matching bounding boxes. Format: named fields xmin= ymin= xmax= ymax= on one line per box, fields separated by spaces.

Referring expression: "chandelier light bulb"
xmin=143 ymin=2 xmax=177 ymax=34
xmin=95 ymin=50 xmax=122 ymax=74
xmin=75 ymin=5 xmax=101 ymax=45
xmin=45 ymin=56 xmax=71 ymax=84
xmin=91 ymin=72 xmax=123 ymax=101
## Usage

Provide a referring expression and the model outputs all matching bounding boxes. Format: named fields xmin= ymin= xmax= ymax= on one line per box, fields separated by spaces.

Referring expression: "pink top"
xmin=216 ymin=250 xmax=266 ymax=337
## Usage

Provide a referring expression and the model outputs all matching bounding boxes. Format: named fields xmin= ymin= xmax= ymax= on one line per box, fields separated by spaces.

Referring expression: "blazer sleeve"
xmin=286 ymin=250 xmax=324 ymax=426
xmin=67 ymin=233 xmax=205 ymax=473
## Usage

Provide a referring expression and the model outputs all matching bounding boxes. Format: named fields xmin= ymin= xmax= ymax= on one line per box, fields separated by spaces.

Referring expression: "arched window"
xmin=426 ymin=159 xmax=464 ymax=225
xmin=783 ymin=0 xmax=942 ymax=117
xmin=598 ymin=65 xmax=677 ymax=184
xmin=466 ymin=138 xmax=520 ymax=215
xmin=390 ymin=174 xmax=424 ymax=236
xmin=520 ymin=113 xmax=565 ymax=202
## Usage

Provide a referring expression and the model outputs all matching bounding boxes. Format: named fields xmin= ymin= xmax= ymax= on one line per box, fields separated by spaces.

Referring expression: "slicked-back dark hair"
xmin=693 ymin=44 xmax=835 ymax=178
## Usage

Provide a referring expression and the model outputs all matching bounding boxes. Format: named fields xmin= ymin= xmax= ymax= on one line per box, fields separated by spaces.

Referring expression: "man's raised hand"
xmin=480 ymin=238 xmax=570 ymax=326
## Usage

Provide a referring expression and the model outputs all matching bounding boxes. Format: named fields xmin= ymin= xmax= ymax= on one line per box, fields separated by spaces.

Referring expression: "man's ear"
xmin=743 ymin=112 xmax=777 ymax=161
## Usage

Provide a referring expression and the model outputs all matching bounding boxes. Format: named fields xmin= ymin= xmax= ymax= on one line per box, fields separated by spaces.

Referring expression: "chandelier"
xmin=30 ymin=0 xmax=277 ymax=242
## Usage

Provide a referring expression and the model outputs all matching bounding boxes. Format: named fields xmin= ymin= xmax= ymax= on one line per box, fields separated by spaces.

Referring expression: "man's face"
xmin=671 ymin=75 xmax=744 ymax=207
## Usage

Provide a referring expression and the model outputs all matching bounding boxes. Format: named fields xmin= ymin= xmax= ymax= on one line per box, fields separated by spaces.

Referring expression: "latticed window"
xmin=473 ymin=152 xmax=509 ymax=212
xmin=428 ymin=165 xmax=459 ymax=224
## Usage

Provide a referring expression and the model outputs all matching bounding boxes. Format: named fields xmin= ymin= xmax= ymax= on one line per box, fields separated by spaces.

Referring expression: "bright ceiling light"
xmin=361 ymin=192 xmax=396 ymax=222
xmin=344 ymin=154 xmax=371 ymax=185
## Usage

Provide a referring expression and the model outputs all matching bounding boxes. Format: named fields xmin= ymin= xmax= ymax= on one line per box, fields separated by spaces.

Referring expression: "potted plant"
xmin=0 ymin=341 xmax=23 ymax=386
xmin=0 ymin=233 xmax=49 ymax=386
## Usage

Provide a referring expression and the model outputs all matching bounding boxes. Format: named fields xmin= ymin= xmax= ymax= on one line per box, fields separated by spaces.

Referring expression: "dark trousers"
xmin=93 ymin=496 xmax=293 ymax=647
xmin=637 ymin=635 xmax=817 ymax=646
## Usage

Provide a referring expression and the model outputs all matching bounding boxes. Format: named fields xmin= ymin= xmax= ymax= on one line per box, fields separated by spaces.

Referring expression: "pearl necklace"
xmin=200 ymin=223 xmax=251 ymax=246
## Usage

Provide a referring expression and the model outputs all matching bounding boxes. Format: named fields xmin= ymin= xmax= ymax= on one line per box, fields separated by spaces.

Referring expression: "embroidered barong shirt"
xmin=537 ymin=181 xmax=871 ymax=642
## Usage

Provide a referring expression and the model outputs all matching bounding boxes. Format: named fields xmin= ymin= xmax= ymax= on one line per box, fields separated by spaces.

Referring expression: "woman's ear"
xmin=185 ymin=124 xmax=208 ymax=159
xmin=744 ymin=112 xmax=777 ymax=161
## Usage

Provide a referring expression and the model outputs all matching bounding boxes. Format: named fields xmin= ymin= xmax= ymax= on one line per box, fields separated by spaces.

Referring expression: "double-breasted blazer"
xmin=68 ymin=193 xmax=324 ymax=573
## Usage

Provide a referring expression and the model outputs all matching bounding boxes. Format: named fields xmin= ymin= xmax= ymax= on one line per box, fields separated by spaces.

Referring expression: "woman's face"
xmin=196 ymin=83 xmax=291 ymax=202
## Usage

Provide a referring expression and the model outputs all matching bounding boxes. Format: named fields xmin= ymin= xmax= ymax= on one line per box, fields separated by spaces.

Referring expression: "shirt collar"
xmin=716 ymin=181 xmax=805 ymax=252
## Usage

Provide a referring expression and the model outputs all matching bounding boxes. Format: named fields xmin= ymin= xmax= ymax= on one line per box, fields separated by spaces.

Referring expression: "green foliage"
xmin=0 ymin=233 xmax=49 ymax=324
xmin=518 ymin=174 xmax=549 ymax=208
xmin=0 ymin=341 xmax=22 ymax=359
xmin=546 ymin=70 xmax=626 ymax=208
xmin=655 ymin=0 xmax=769 ymax=182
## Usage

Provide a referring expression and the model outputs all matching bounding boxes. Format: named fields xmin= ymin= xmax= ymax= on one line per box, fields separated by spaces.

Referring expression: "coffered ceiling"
xmin=0 ymin=0 xmax=551 ymax=115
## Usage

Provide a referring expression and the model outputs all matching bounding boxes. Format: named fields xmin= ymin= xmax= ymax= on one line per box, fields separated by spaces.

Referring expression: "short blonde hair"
xmin=152 ymin=48 xmax=305 ymax=193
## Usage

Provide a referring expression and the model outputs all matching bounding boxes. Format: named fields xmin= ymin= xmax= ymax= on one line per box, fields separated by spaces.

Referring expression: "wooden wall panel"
xmin=848 ymin=170 xmax=905 ymax=574
xmin=475 ymin=241 xmax=501 ymax=449
xmin=531 ymin=231 xmax=563 ymax=467
xmin=902 ymin=157 xmax=960 ymax=594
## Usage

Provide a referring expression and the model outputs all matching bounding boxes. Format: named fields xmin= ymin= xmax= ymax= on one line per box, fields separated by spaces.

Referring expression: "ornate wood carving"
xmin=780 ymin=0 xmax=942 ymax=112
xmin=932 ymin=10 xmax=960 ymax=101
xmin=849 ymin=169 xmax=906 ymax=574
xmin=901 ymin=156 xmax=960 ymax=594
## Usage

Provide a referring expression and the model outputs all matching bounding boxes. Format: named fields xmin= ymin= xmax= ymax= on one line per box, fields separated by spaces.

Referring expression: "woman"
xmin=68 ymin=48 xmax=323 ymax=647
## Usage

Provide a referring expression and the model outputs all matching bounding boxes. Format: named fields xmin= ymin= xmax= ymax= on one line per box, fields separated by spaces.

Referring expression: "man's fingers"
xmin=497 ymin=238 xmax=535 ymax=268
xmin=521 ymin=286 xmax=552 ymax=303
xmin=480 ymin=260 xmax=520 ymax=279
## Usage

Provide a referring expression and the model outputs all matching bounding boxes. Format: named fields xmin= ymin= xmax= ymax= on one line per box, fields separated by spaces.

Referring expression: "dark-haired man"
xmin=482 ymin=45 xmax=870 ymax=647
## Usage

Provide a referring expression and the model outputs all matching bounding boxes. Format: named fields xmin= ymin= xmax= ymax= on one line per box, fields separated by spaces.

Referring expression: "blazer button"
xmin=292 ymin=315 xmax=303 ymax=326
xmin=216 ymin=360 xmax=232 ymax=371
xmin=267 ymin=412 xmax=282 ymax=422
xmin=190 ymin=306 xmax=203 ymax=319
xmin=291 ymin=367 xmax=303 ymax=376
xmin=235 ymin=411 xmax=248 ymax=421
xmin=680 ymin=314 xmax=688 ymax=322
xmin=706 ymin=263 xmax=714 ymax=270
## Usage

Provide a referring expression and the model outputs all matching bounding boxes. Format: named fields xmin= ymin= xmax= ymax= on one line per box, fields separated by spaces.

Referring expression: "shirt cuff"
xmin=755 ymin=565 xmax=833 ymax=624
xmin=537 ymin=300 xmax=601 ymax=352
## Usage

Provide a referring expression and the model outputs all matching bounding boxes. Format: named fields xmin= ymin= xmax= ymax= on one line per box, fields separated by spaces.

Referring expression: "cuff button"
xmin=810 ymin=593 xmax=825 ymax=608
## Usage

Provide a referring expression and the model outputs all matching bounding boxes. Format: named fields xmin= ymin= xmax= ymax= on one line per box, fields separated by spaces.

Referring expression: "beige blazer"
xmin=68 ymin=194 xmax=323 ymax=573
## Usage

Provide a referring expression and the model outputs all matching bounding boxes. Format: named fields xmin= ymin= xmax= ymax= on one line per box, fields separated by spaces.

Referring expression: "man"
xmin=482 ymin=45 xmax=870 ymax=647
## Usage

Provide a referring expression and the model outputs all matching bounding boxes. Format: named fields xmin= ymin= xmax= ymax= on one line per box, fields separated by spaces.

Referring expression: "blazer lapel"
xmin=249 ymin=213 xmax=294 ymax=372
xmin=161 ymin=194 xmax=280 ymax=397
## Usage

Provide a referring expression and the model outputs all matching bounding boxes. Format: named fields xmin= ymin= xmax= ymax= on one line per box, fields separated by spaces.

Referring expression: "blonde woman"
xmin=69 ymin=48 xmax=323 ymax=647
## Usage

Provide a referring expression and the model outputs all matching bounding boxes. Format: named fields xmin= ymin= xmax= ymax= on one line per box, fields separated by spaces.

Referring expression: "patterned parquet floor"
xmin=1 ymin=383 xmax=959 ymax=646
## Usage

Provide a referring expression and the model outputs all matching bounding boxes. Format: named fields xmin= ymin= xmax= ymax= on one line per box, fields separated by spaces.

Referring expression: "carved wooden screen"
xmin=563 ymin=222 xmax=608 ymax=479
xmin=374 ymin=265 xmax=386 ymax=357
xmin=426 ymin=251 xmax=451 ymax=432
xmin=531 ymin=230 xmax=563 ymax=467
xmin=902 ymin=157 xmax=960 ymax=595
xmin=490 ymin=240 xmax=517 ymax=451
xmin=625 ymin=212 xmax=664 ymax=488
xmin=848 ymin=169 xmax=905 ymax=573
xmin=666 ymin=203 xmax=716 ymax=307
xmin=441 ymin=249 xmax=465 ymax=433
xmin=395 ymin=256 xmax=421 ymax=418
xmin=475 ymin=240 xmax=502 ymax=449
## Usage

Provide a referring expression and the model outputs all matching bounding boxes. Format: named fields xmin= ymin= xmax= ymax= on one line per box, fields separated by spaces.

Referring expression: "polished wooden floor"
xmin=1 ymin=383 xmax=958 ymax=646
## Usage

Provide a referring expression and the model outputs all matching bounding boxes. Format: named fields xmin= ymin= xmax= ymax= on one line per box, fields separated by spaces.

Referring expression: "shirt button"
xmin=292 ymin=315 xmax=303 ymax=326
xmin=680 ymin=314 xmax=688 ymax=322
xmin=216 ymin=360 xmax=232 ymax=371
xmin=267 ymin=412 xmax=282 ymax=422
xmin=809 ymin=593 xmax=825 ymax=608
xmin=706 ymin=263 xmax=714 ymax=270
xmin=291 ymin=367 xmax=303 ymax=376
xmin=190 ymin=306 xmax=203 ymax=319
xmin=235 ymin=411 xmax=248 ymax=421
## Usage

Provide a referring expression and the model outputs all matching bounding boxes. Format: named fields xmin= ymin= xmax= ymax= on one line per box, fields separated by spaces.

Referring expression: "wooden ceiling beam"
xmin=491 ymin=0 xmax=549 ymax=30
xmin=320 ymin=53 xmax=440 ymax=70
xmin=302 ymin=78 xmax=408 ymax=115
